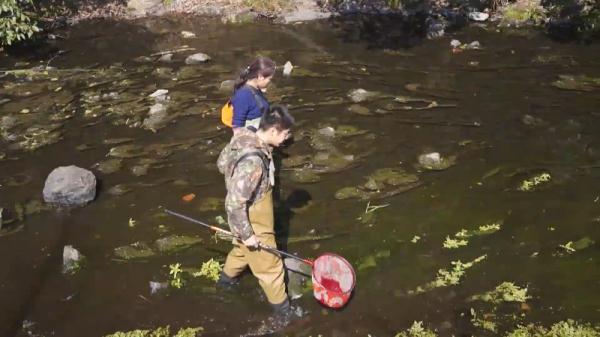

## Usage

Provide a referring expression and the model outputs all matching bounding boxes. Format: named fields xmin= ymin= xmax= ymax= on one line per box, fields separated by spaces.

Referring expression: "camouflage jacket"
xmin=217 ymin=128 xmax=273 ymax=240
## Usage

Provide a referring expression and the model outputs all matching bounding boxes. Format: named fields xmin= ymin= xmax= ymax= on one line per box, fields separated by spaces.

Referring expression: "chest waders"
xmin=222 ymin=159 xmax=287 ymax=306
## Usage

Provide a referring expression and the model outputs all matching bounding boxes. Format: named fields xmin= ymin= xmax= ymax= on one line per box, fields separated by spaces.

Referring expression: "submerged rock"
xmin=290 ymin=169 xmax=321 ymax=184
xmin=335 ymin=167 xmax=421 ymax=200
xmin=63 ymin=245 xmax=85 ymax=274
xmin=106 ymin=184 xmax=132 ymax=196
xmin=143 ymin=103 xmax=170 ymax=131
xmin=181 ymin=31 xmax=196 ymax=38
xmin=43 ymin=166 xmax=96 ymax=207
xmin=185 ymin=53 xmax=211 ymax=65
xmin=114 ymin=242 xmax=156 ymax=260
xmin=348 ymin=104 xmax=372 ymax=115
xmin=347 ymin=88 xmax=379 ymax=103
xmin=108 ymin=144 xmax=147 ymax=158
xmin=219 ymin=80 xmax=235 ymax=92
xmin=154 ymin=235 xmax=202 ymax=253
xmin=284 ymin=257 xmax=311 ymax=300
xmin=417 ymin=152 xmax=457 ymax=171
xmin=282 ymin=61 xmax=294 ymax=76
xmin=94 ymin=159 xmax=123 ymax=175
xmin=552 ymin=74 xmax=600 ymax=91
xmin=198 ymin=197 xmax=224 ymax=212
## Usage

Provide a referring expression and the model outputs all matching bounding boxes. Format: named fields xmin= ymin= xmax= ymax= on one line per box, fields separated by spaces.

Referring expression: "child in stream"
xmin=230 ymin=57 xmax=276 ymax=133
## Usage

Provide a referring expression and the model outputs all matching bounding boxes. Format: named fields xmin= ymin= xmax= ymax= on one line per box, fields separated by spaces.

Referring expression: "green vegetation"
xmin=395 ymin=321 xmax=437 ymax=337
xmin=518 ymin=173 xmax=551 ymax=191
xmin=192 ymin=258 xmax=222 ymax=282
xmin=507 ymin=320 xmax=600 ymax=337
xmin=0 ymin=0 xmax=40 ymax=46
xmin=169 ymin=263 xmax=183 ymax=289
xmin=105 ymin=326 xmax=203 ymax=337
xmin=410 ymin=255 xmax=487 ymax=294
xmin=501 ymin=0 xmax=546 ymax=23
xmin=443 ymin=221 xmax=502 ymax=249
xmin=469 ymin=282 xmax=530 ymax=303
xmin=242 ymin=0 xmax=292 ymax=12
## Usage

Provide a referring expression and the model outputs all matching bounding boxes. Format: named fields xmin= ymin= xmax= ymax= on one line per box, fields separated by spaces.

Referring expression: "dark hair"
xmin=259 ymin=105 xmax=294 ymax=131
xmin=234 ymin=57 xmax=276 ymax=91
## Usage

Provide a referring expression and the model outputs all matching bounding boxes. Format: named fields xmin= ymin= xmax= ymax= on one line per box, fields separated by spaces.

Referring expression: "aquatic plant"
xmin=469 ymin=282 xmax=530 ymax=304
xmin=442 ymin=236 xmax=468 ymax=249
xmin=411 ymin=255 xmax=487 ymax=294
xmin=105 ymin=326 xmax=203 ymax=337
xmin=169 ymin=263 xmax=183 ymax=289
xmin=518 ymin=173 xmax=551 ymax=191
xmin=394 ymin=321 xmax=437 ymax=337
xmin=0 ymin=0 xmax=40 ymax=46
xmin=471 ymin=308 xmax=498 ymax=333
xmin=192 ymin=258 xmax=222 ymax=282
xmin=558 ymin=237 xmax=595 ymax=255
xmin=443 ymin=221 xmax=502 ymax=249
xmin=506 ymin=320 xmax=600 ymax=337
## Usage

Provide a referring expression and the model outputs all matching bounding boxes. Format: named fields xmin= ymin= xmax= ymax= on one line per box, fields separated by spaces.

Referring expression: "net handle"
xmin=164 ymin=208 xmax=314 ymax=266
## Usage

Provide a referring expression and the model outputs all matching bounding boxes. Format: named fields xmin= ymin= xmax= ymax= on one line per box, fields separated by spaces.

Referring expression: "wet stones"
xmin=185 ymin=53 xmax=211 ymax=65
xmin=347 ymin=88 xmax=379 ymax=103
xmin=551 ymin=74 xmax=600 ymax=91
xmin=417 ymin=152 xmax=456 ymax=171
xmin=335 ymin=167 xmax=420 ymax=200
xmin=43 ymin=166 xmax=97 ymax=207
xmin=94 ymin=158 xmax=123 ymax=175
xmin=348 ymin=104 xmax=372 ymax=115
xmin=154 ymin=235 xmax=202 ymax=253
xmin=114 ymin=242 xmax=156 ymax=260
xmin=142 ymin=103 xmax=170 ymax=132
xmin=63 ymin=245 xmax=85 ymax=274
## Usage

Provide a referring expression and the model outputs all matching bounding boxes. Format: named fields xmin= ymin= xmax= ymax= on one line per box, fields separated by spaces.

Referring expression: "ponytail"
xmin=233 ymin=57 xmax=276 ymax=91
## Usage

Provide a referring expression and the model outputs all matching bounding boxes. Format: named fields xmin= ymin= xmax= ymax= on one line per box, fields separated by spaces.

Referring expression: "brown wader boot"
xmin=221 ymin=189 xmax=288 ymax=306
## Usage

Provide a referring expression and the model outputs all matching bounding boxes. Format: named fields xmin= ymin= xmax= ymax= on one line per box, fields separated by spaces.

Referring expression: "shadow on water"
xmin=1 ymin=18 xmax=159 ymax=68
xmin=329 ymin=13 xmax=429 ymax=49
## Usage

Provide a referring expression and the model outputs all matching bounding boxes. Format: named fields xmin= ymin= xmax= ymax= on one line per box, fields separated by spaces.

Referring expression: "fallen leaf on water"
xmin=182 ymin=193 xmax=196 ymax=202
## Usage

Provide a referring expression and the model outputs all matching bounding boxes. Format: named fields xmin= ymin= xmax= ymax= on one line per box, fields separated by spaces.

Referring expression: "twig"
xmin=396 ymin=119 xmax=481 ymax=127
xmin=150 ymin=46 xmax=195 ymax=57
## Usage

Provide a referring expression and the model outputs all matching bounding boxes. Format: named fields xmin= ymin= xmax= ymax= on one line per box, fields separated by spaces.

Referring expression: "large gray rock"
xmin=43 ymin=166 xmax=96 ymax=206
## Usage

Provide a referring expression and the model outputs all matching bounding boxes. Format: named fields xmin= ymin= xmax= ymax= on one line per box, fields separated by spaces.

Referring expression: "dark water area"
xmin=1 ymin=15 xmax=599 ymax=337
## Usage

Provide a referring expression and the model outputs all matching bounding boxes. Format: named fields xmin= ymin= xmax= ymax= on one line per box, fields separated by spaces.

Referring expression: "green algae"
xmin=105 ymin=326 xmax=203 ymax=337
xmin=469 ymin=282 xmax=530 ymax=304
xmin=394 ymin=321 xmax=437 ymax=337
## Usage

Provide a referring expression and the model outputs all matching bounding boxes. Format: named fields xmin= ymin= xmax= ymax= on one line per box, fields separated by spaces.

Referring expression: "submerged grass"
xmin=469 ymin=282 xmax=530 ymax=304
xmin=105 ymin=326 xmax=203 ymax=337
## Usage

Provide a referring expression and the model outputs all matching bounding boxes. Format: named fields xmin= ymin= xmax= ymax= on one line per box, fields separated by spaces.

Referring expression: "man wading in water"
xmin=216 ymin=105 xmax=294 ymax=319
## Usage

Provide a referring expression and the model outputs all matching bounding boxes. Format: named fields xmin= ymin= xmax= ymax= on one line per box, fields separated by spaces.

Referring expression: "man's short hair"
xmin=259 ymin=105 xmax=294 ymax=131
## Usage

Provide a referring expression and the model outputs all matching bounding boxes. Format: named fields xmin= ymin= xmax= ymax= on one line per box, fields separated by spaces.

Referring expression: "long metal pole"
xmin=163 ymin=208 xmax=313 ymax=266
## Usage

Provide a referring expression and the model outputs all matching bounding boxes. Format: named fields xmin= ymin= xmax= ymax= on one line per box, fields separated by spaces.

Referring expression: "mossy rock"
xmin=114 ymin=242 xmax=156 ymax=260
xmin=334 ymin=187 xmax=362 ymax=200
xmin=290 ymin=169 xmax=321 ymax=184
xmin=282 ymin=155 xmax=312 ymax=168
xmin=335 ymin=125 xmax=368 ymax=137
xmin=198 ymin=197 xmax=224 ymax=212
xmin=154 ymin=235 xmax=202 ymax=253
xmin=367 ymin=168 xmax=419 ymax=186
xmin=552 ymin=74 xmax=600 ymax=91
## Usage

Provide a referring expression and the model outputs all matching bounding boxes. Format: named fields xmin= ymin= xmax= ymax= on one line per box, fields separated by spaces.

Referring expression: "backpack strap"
xmin=230 ymin=151 xmax=269 ymax=178
xmin=247 ymin=86 xmax=267 ymax=114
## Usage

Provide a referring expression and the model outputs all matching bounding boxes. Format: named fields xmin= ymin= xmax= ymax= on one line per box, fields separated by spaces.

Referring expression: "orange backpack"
xmin=221 ymin=100 xmax=234 ymax=127
xmin=220 ymin=87 xmax=266 ymax=128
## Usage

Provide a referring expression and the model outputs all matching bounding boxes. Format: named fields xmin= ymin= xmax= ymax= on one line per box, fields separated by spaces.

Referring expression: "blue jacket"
xmin=231 ymin=85 xmax=270 ymax=128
